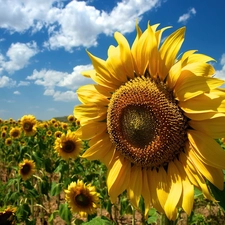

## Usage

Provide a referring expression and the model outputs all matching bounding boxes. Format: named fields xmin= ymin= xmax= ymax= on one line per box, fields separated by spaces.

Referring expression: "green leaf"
xmin=147 ymin=208 xmax=158 ymax=224
xmin=208 ymin=181 xmax=225 ymax=210
xmin=59 ymin=203 xmax=72 ymax=223
xmin=50 ymin=181 xmax=62 ymax=196
xmin=82 ymin=216 xmax=113 ymax=225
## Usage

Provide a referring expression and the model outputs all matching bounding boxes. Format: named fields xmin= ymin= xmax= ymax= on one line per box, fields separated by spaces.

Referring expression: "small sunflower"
xmin=65 ymin=179 xmax=100 ymax=217
xmin=54 ymin=130 xmax=63 ymax=138
xmin=61 ymin=122 xmax=68 ymax=130
xmin=18 ymin=159 xmax=36 ymax=181
xmin=0 ymin=206 xmax=16 ymax=225
xmin=74 ymin=22 xmax=225 ymax=220
xmin=5 ymin=137 xmax=13 ymax=146
xmin=50 ymin=118 xmax=57 ymax=124
xmin=67 ymin=115 xmax=75 ymax=122
xmin=54 ymin=130 xmax=82 ymax=160
xmin=9 ymin=127 xmax=21 ymax=139
xmin=20 ymin=115 xmax=37 ymax=136
xmin=46 ymin=130 xmax=53 ymax=136
xmin=1 ymin=125 xmax=8 ymax=131
xmin=1 ymin=130 xmax=7 ymax=139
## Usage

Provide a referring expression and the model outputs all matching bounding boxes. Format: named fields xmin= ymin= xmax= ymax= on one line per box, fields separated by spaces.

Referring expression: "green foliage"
xmin=82 ymin=216 xmax=113 ymax=225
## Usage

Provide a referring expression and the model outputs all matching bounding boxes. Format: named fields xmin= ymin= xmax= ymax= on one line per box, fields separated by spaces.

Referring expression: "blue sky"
xmin=0 ymin=0 xmax=225 ymax=120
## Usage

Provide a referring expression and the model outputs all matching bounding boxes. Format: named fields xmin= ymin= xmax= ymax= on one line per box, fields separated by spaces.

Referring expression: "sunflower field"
xmin=2 ymin=22 xmax=225 ymax=225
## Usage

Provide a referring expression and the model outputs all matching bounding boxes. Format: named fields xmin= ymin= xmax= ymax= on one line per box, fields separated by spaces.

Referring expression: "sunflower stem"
xmin=160 ymin=214 xmax=174 ymax=225
xmin=132 ymin=207 xmax=136 ymax=225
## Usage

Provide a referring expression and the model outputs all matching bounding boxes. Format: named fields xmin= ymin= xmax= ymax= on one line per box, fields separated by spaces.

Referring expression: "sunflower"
xmin=46 ymin=130 xmax=53 ymax=136
xmin=65 ymin=179 xmax=100 ymax=217
xmin=9 ymin=127 xmax=21 ymax=139
xmin=54 ymin=130 xmax=63 ymax=138
xmin=20 ymin=115 xmax=37 ymax=136
xmin=54 ymin=130 xmax=82 ymax=160
xmin=0 ymin=206 xmax=16 ymax=225
xmin=1 ymin=125 xmax=8 ymax=131
xmin=18 ymin=159 xmax=36 ymax=181
xmin=67 ymin=115 xmax=75 ymax=122
xmin=5 ymin=137 xmax=13 ymax=146
xmin=74 ymin=22 xmax=225 ymax=220
xmin=61 ymin=122 xmax=68 ymax=130
xmin=1 ymin=130 xmax=7 ymax=139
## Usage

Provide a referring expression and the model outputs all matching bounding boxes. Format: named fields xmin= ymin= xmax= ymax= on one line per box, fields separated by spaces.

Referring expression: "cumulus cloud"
xmin=0 ymin=0 xmax=162 ymax=51
xmin=0 ymin=75 xmax=16 ymax=88
xmin=215 ymin=53 xmax=225 ymax=82
xmin=18 ymin=81 xmax=30 ymax=86
xmin=0 ymin=42 xmax=38 ymax=74
xmin=26 ymin=64 xmax=93 ymax=101
xmin=178 ymin=7 xmax=196 ymax=24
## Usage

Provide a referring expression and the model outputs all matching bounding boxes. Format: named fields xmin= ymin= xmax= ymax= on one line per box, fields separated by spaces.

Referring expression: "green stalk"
xmin=160 ymin=214 xmax=175 ymax=225
xmin=132 ymin=207 xmax=136 ymax=225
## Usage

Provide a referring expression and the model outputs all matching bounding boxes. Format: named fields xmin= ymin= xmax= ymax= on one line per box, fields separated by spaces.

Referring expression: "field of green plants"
xmin=1 ymin=115 xmax=225 ymax=225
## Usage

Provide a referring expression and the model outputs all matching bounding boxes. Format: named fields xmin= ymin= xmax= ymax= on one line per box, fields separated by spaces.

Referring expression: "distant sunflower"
xmin=1 ymin=125 xmax=8 ymax=131
xmin=74 ymin=22 xmax=225 ymax=220
xmin=50 ymin=118 xmax=57 ymax=124
xmin=61 ymin=122 xmax=68 ymax=130
xmin=20 ymin=115 xmax=37 ymax=136
xmin=54 ymin=130 xmax=82 ymax=160
xmin=67 ymin=115 xmax=75 ymax=122
xmin=46 ymin=130 xmax=52 ymax=136
xmin=65 ymin=179 xmax=100 ymax=217
xmin=5 ymin=138 xmax=12 ymax=146
xmin=18 ymin=159 xmax=36 ymax=181
xmin=9 ymin=127 xmax=21 ymax=139
xmin=1 ymin=130 xmax=7 ymax=139
xmin=0 ymin=118 xmax=3 ymax=124
xmin=54 ymin=130 xmax=63 ymax=138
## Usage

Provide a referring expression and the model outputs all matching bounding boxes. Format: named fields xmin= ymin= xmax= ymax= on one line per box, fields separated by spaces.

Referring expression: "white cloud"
xmin=0 ymin=0 xmax=162 ymax=52
xmin=27 ymin=64 xmax=93 ymax=101
xmin=0 ymin=75 xmax=16 ymax=88
xmin=18 ymin=81 xmax=30 ymax=86
xmin=215 ymin=54 xmax=225 ymax=82
xmin=13 ymin=90 xmax=20 ymax=95
xmin=178 ymin=7 xmax=196 ymax=24
xmin=0 ymin=42 xmax=38 ymax=74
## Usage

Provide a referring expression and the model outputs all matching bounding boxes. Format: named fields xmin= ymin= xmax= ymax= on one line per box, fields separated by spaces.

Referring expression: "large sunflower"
xmin=20 ymin=115 xmax=37 ymax=136
xmin=74 ymin=22 xmax=225 ymax=220
xmin=65 ymin=179 xmax=100 ymax=217
xmin=54 ymin=130 xmax=82 ymax=160
xmin=18 ymin=159 xmax=36 ymax=181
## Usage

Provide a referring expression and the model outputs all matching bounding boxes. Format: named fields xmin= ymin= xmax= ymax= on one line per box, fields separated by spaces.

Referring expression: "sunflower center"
xmin=22 ymin=164 xmax=31 ymax=175
xmin=107 ymin=76 xmax=188 ymax=168
xmin=12 ymin=131 xmax=19 ymax=138
xmin=23 ymin=123 xmax=33 ymax=132
xmin=75 ymin=193 xmax=90 ymax=207
xmin=63 ymin=140 xmax=76 ymax=153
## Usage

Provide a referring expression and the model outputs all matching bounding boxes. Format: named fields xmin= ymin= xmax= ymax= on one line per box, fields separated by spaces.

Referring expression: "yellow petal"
xmin=154 ymin=167 xmax=169 ymax=209
xmin=128 ymin=166 xmax=142 ymax=208
xmin=75 ymin=122 xmax=106 ymax=140
xmin=106 ymin=45 xmax=128 ymax=83
xmin=188 ymin=147 xmax=224 ymax=190
xmin=189 ymin=117 xmax=225 ymax=138
xmin=147 ymin=169 xmax=164 ymax=213
xmin=136 ymin=22 xmax=158 ymax=76
xmin=188 ymin=130 xmax=225 ymax=170
xmin=167 ymin=61 xmax=182 ymax=89
xmin=174 ymin=159 xmax=194 ymax=215
xmin=184 ymin=112 xmax=225 ymax=121
xmin=81 ymin=69 xmax=94 ymax=78
xmin=107 ymin=156 xmax=130 ymax=203
xmin=179 ymin=92 xmax=225 ymax=114
xmin=77 ymin=84 xmax=109 ymax=105
xmin=155 ymin=26 xmax=171 ymax=48
xmin=181 ymin=62 xmax=215 ymax=77
xmin=159 ymin=27 xmax=185 ymax=81
xmin=86 ymin=51 xmax=120 ymax=88
xmin=74 ymin=104 xmax=107 ymax=125
xmin=186 ymin=53 xmax=215 ymax=65
xmin=82 ymin=134 xmax=112 ymax=161
xmin=174 ymin=74 xmax=224 ymax=101
xmin=142 ymin=169 xmax=151 ymax=216
xmin=114 ymin=32 xmax=134 ymax=79
xmin=164 ymin=161 xmax=182 ymax=221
